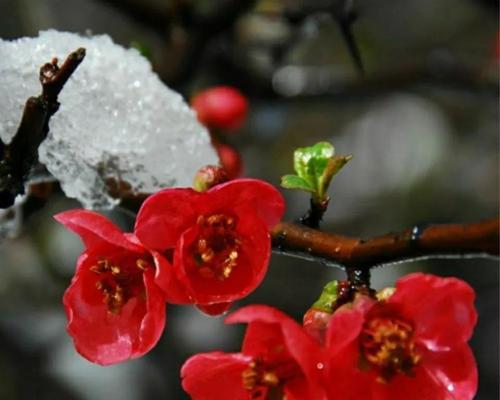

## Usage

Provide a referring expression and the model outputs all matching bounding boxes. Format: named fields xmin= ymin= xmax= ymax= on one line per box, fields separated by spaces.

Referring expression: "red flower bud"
xmin=191 ymin=86 xmax=248 ymax=132
xmin=216 ymin=143 xmax=243 ymax=179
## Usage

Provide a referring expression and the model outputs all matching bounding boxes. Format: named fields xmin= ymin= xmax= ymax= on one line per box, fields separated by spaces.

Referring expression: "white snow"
xmin=0 ymin=30 xmax=217 ymax=209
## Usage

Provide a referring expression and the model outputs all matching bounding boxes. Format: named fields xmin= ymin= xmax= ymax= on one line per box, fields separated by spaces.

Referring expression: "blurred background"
xmin=0 ymin=0 xmax=498 ymax=399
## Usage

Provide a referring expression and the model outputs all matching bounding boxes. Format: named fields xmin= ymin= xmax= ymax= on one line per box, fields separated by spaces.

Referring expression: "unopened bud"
xmin=216 ymin=143 xmax=243 ymax=179
xmin=193 ymin=165 xmax=229 ymax=192
xmin=191 ymin=86 xmax=248 ymax=132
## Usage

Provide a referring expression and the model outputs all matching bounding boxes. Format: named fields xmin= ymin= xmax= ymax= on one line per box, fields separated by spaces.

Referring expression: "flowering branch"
xmin=0 ymin=47 xmax=86 ymax=208
xmin=119 ymin=191 xmax=499 ymax=272
xmin=271 ymin=218 xmax=500 ymax=269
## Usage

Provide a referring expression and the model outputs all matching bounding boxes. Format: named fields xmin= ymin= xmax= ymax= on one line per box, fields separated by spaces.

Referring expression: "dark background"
xmin=0 ymin=0 xmax=498 ymax=399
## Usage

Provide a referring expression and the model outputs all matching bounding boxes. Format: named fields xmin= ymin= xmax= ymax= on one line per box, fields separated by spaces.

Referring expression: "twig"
xmin=0 ymin=48 xmax=86 ymax=208
xmin=271 ymin=218 xmax=500 ymax=269
xmin=334 ymin=1 xmax=364 ymax=75
xmin=299 ymin=197 xmax=329 ymax=228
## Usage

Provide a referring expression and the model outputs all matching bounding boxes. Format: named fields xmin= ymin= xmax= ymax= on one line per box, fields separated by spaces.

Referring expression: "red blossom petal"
xmin=174 ymin=217 xmax=270 ymax=304
xmin=204 ymin=179 xmax=285 ymax=230
xmin=372 ymin=366 xmax=447 ymax=400
xmin=389 ymin=273 xmax=477 ymax=350
xmin=325 ymin=305 xmax=366 ymax=356
xmin=325 ymin=342 xmax=376 ymax=400
xmin=134 ymin=188 xmax=200 ymax=251
xmin=64 ymin=252 xmax=165 ymax=365
xmin=151 ymin=250 xmax=191 ymax=304
xmin=55 ymin=210 xmax=143 ymax=253
xmin=323 ymin=302 xmax=378 ymax=399
xmin=196 ymin=302 xmax=232 ymax=316
xmin=181 ymin=352 xmax=252 ymax=400
xmin=134 ymin=269 xmax=167 ymax=357
xmin=422 ymin=345 xmax=478 ymax=400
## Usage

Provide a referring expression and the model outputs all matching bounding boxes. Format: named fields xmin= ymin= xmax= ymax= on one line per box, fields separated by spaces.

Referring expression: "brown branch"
xmin=271 ymin=218 xmax=500 ymax=269
xmin=0 ymin=48 xmax=86 ymax=208
xmin=300 ymin=197 xmax=330 ymax=228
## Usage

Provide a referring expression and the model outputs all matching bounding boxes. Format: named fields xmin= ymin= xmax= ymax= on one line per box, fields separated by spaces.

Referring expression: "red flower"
xmin=191 ymin=86 xmax=249 ymax=132
xmin=55 ymin=210 xmax=169 ymax=365
xmin=324 ymin=273 xmax=478 ymax=400
xmin=134 ymin=179 xmax=285 ymax=311
xmin=181 ymin=305 xmax=327 ymax=400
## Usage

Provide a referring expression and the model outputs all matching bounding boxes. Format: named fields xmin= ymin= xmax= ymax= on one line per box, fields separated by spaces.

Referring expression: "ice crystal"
xmin=0 ymin=30 xmax=217 ymax=209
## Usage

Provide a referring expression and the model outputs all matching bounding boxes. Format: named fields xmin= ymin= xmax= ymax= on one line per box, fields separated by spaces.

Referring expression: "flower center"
xmin=359 ymin=316 xmax=421 ymax=383
xmin=91 ymin=258 xmax=149 ymax=314
xmin=192 ymin=213 xmax=241 ymax=280
xmin=241 ymin=357 xmax=300 ymax=400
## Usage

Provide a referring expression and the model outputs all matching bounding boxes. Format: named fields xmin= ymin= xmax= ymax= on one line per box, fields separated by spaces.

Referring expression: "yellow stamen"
xmin=262 ymin=372 xmax=280 ymax=387
xmin=201 ymin=248 xmax=215 ymax=262
xmin=136 ymin=259 xmax=147 ymax=270
xmin=360 ymin=316 xmax=420 ymax=382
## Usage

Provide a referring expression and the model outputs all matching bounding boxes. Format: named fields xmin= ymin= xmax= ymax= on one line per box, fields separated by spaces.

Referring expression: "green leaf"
xmin=294 ymin=141 xmax=335 ymax=186
xmin=312 ymin=280 xmax=339 ymax=313
xmin=280 ymin=175 xmax=315 ymax=193
xmin=284 ymin=141 xmax=351 ymax=201
xmin=318 ymin=155 xmax=352 ymax=199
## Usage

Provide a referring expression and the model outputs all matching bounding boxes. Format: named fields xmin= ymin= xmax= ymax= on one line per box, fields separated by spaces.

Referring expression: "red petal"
xmin=133 ymin=270 xmax=167 ymax=357
xmin=55 ymin=210 xmax=144 ymax=253
xmin=325 ymin=342 xmax=375 ymax=400
xmin=204 ymin=179 xmax=285 ymax=229
xmin=64 ymin=252 xmax=165 ymax=365
xmin=134 ymin=188 xmax=199 ymax=251
xmin=422 ymin=345 xmax=478 ymax=400
xmin=151 ymin=250 xmax=191 ymax=304
xmin=325 ymin=306 xmax=366 ymax=357
xmin=372 ymin=366 xmax=447 ymax=400
xmin=389 ymin=273 xmax=477 ymax=350
xmin=174 ymin=217 xmax=270 ymax=304
xmin=196 ymin=302 xmax=232 ymax=316
xmin=181 ymin=352 xmax=252 ymax=400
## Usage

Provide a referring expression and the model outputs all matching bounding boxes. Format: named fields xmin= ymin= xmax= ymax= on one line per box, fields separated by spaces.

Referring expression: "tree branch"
xmin=271 ymin=218 xmax=500 ymax=269
xmin=0 ymin=48 xmax=85 ymax=208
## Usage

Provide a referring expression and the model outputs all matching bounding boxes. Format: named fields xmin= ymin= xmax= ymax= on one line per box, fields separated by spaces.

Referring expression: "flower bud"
xmin=191 ymin=86 xmax=248 ymax=132
xmin=216 ymin=143 xmax=243 ymax=179
xmin=193 ymin=165 xmax=229 ymax=192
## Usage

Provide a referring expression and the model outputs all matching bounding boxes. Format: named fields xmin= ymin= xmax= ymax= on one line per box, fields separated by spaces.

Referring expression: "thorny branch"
xmin=0 ymin=48 xmax=86 ymax=208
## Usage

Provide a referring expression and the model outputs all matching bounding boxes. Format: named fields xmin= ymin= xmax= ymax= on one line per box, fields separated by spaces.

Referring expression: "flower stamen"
xmin=360 ymin=316 xmax=421 ymax=383
xmin=91 ymin=257 xmax=150 ymax=314
xmin=192 ymin=213 xmax=241 ymax=280
xmin=241 ymin=357 xmax=301 ymax=400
